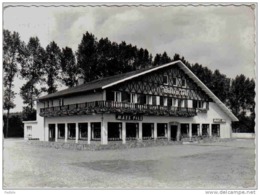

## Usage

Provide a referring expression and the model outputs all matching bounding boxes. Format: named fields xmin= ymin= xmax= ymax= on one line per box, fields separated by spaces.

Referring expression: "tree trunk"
xmin=6 ymin=108 xmax=10 ymax=138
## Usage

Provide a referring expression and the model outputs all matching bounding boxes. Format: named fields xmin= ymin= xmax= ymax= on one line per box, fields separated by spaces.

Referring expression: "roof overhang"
xmin=22 ymin=121 xmax=38 ymax=124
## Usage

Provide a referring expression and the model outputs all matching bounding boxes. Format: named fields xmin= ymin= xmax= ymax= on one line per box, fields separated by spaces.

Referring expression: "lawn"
xmin=3 ymin=138 xmax=256 ymax=189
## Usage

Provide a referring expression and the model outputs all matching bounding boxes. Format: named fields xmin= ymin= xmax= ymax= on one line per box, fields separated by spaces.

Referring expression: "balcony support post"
xmin=88 ymin=123 xmax=91 ymax=145
xmin=65 ymin=123 xmax=68 ymax=143
xmin=55 ymin=123 xmax=58 ymax=142
xmin=122 ymin=122 xmax=126 ymax=144
xmin=189 ymin=123 xmax=192 ymax=141
xmin=75 ymin=122 xmax=79 ymax=144
xmin=138 ymin=122 xmax=142 ymax=141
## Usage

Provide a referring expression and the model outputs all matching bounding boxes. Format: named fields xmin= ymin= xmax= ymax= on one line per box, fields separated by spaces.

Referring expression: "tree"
xmin=190 ymin=63 xmax=213 ymax=88
xmin=96 ymin=37 xmax=116 ymax=77
xmin=45 ymin=41 xmax=62 ymax=94
xmin=3 ymin=30 xmax=22 ymax=137
xmin=76 ymin=32 xmax=98 ymax=82
xmin=118 ymin=41 xmax=137 ymax=72
xmin=153 ymin=54 xmax=162 ymax=66
xmin=60 ymin=47 xmax=78 ymax=87
xmin=228 ymin=75 xmax=255 ymax=132
xmin=210 ymin=70 xmax=230 ymax=103
xmin=136 ymin=48 xmax=152 ymax=69
xmin=3 ymin=113 xmax=24 ymax=137
xmin=20 ymin=37 xmax=46 ymax=112
xmin=160 ymin=52 xmax=171 ymax=64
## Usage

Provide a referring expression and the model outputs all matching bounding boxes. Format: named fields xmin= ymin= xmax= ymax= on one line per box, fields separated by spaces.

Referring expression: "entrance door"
xmin=171 ymin=125 xmax=178 ymax=141
xmin=49 ymin=124 xmax=55 ymax=142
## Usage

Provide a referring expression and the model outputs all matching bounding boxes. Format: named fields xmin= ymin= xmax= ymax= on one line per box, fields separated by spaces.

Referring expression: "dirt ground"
xmin=3 ymin=138 xmax=256 ymax=189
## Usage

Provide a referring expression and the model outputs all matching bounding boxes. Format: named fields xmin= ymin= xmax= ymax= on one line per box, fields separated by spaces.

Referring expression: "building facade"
xmin=24 ymin=61 xmax=238 ymax=144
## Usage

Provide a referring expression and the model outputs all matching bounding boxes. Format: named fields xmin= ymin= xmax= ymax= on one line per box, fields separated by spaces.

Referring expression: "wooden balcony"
xmin=39 ymin=100 xmax=198 ymax=118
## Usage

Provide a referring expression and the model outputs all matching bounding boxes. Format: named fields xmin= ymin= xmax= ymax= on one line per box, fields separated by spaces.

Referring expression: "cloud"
xmin=3 ymin=4 xmax=256 ymax=112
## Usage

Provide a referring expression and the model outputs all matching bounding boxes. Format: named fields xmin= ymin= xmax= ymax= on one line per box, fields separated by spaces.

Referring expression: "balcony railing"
xmin=40 ymin=100 xmax=197 ymax=117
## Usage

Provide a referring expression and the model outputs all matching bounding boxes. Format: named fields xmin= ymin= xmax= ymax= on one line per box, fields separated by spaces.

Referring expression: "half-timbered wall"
xmin=107 ymin=66 xmax=212 ymax=102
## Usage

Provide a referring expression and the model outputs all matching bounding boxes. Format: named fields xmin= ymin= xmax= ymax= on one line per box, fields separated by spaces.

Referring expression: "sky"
xmin=3 ymin=3 xmax=256 ymax=112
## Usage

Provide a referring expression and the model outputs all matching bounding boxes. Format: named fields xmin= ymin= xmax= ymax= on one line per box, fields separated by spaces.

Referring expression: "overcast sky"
xmin=3 ymin=3 xmax=256 ymax=112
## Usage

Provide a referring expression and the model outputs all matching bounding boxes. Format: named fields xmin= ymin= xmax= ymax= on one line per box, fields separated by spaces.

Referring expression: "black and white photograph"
xmin=2 ymin=2 xmax=257 ymax=192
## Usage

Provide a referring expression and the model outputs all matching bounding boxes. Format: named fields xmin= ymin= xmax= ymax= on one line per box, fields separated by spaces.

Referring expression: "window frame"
xmin=163 ymin=75 xmax=168 ymax=85
xmin=181 ymin=79 xmax=186 ymax=87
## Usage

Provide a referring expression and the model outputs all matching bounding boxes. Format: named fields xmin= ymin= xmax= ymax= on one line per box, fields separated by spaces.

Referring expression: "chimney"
xmin=78 ymin=78 xmax=84 ymax=85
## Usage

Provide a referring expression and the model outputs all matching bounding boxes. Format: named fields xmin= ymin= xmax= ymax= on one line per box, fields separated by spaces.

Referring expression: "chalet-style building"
xmin=24 ymin=60 xmax=238 ymax=145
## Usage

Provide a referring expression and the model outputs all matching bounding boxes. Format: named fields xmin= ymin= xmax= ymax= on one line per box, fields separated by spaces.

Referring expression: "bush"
xmin=3 ymin=113 xmax=24 ymax=137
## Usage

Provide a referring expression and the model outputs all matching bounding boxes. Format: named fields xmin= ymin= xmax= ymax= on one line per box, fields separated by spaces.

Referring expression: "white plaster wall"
xmin=36 ymin=101 xmax=45 ymax=141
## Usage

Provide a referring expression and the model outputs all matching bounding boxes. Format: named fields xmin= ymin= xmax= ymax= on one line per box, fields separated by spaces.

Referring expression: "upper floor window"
xmin=159 ymin=96 xmax=168 ymax=106
xmin=114 ymin=91 xmax=121 ymax=102
xmin=163 ymin=75 xmax=168 ymax=85
xmin=173 ymin=77 xmax=177 ymax=86
xmin=193 ymin=100 xmax=205 ymax=109
xmin=59 ymin=98 xmax=64 ymax=106
xmin=178 ymin=99 xmax=187 ymax=107
xmin=173 ymin=98 xmax=178 ymax=107
xmin=146 ymin=95 xmax=152 ymax=105
xmin=130 ymin=93 xmax=136 ymax=103
xmin=122 ymin=92 xmax=130 ymax=103
xmin=106 ymin=90 xmax=114 ymax=101
xmin=182 ymin=79 xmax=186 ymax=87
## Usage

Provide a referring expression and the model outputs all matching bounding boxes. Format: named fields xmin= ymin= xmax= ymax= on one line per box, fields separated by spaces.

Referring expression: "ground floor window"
xmin=142 ymin=123 xmax=154 ymax=139
xmin=58 ymin=124 xmax=65 ymax=139
xmin=108 ymin=122 xmax=122 ymax=141
xmin=157 ymin=123 xmax=167 ymax=138
xmin=68 ymin=123 xmax=76 ymax=139
xmin=48 ymin=124 xmax=56 ymax=141
xmin=212 ymin=124 xmax=220 ymax=137
xmin=202 ymin=124 xmax=209 ymax=136
xmin=181 ymin=124 xmax=189 ymax=138
xmin=91 ymin=122 xmax=101 ymax=140
xmin=79 ymin=123 xmax=88 ymax=140
xmin=192 ymin=124 xmax=199 ymax=136
xmin=126 ymin=123 xmax=138 ymax=140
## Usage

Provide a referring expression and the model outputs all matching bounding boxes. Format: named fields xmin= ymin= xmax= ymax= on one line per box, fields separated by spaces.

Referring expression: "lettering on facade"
xmin=213 ymin=118 xmax=226 ymax=123
xmin=160 ymin=86 xmax=188 ymax=97
xmin=116 ymin=114 xmax=143 ymax=121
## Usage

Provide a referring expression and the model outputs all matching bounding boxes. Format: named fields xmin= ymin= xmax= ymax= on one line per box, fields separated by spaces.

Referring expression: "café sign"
xmin=116 ymin=114 xmax=143 ymax=121
xmin=160 ymin=86 xmax=188 ymax=97
xmin=213 ymin=118 xmax=226 ymax=123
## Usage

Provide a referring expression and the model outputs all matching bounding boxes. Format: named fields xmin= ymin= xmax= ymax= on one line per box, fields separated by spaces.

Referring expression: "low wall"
xmin=27 ymin=139 xmax=181 ymax=151
xmin=232 ymin=133 xmax=255 ymax=139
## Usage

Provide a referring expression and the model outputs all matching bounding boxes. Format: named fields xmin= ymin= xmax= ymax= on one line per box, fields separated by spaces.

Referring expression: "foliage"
xmin=22 ymin=107 xmax=37 ymax=121
xmin=3 ymin=29 xmax=23 ymax=137
xmin=45 ymin=41 xmax=62 ymax=94
xmin=20 ymin=37 xmax=46 ymax=110
xmin=228 ymin=75 xmax=255 ymax=132
xmin=60 ymin=47 xmax=78 ymax=87
xmin=76 ymin=32 xmax=98 ymax=82
xmin=3 ymin=113 xmax=24 ymax=137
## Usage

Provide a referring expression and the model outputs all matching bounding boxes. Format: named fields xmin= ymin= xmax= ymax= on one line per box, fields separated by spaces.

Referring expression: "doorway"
xmin=171 ymin=125 xmax=178 ymax=141
xmin=48 ymin=124 xmax=55 ymax=142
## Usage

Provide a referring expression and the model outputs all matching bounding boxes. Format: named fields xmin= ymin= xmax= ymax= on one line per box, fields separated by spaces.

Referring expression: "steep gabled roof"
xmin=38 ymin=60 xmax=238 ymax=121
xmin=38 ymin=66 xmax=155 ymax=100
